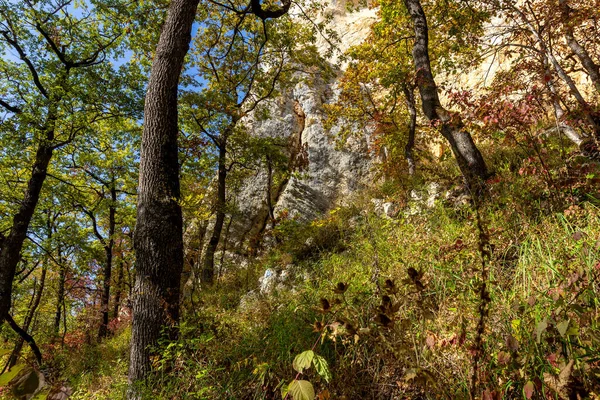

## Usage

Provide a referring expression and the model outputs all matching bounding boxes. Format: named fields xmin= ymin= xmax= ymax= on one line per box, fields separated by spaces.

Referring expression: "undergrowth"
xmin=62 ymin=144 xmax=600 ymax=400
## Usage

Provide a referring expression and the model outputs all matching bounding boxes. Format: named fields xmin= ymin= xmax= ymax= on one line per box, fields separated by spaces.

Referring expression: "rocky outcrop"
xmin=185 ymin=1 xmax=379 ymax=259
xmin=229 ymin=72 xmax=375 ymax=252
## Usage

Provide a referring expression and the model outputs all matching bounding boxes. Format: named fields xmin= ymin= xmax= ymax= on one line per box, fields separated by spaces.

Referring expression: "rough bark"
xmin=202 ymin=142 xmax=227 ymax=285
xmin=402 ymin=84 xmax=417 ymax=176
xmin=128 ymin=0 xmax=200 ymax=392
xmin=403 ymin=0 xmax=488 ymax=190
xmin=98 ymin=185 xmax=116 ymax=339
xmin=559 ymin=0 xmax=600 ymax=94
xmin=0 ymin=105 xmax=57 ymax=321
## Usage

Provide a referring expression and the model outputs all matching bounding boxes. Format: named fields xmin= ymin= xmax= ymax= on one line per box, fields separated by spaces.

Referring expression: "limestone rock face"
xmin=189 ymin=1 xmax=379 ymax=254
xmin=228 ymin=1 xmax=380 ymax=249
xmin=230 ymin=73 xmax=375 ymax=250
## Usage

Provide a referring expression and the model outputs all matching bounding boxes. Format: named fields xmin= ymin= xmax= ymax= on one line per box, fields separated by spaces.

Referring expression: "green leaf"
xmin=556 ymin=320 xmax=569 ymax=337
xmin=31 ymin=391 xmax=49 ymax=400
xmin=312 ymin=355 xmax=331 ymax=383
xmin=280 ymin=382 xmax=290 ymax=399
xmin=288 ymin=380 xmax=315 ymax=400
xmin=511 ymin=319 xmax=521 ymax=332
xmin=0 ymin=363 xmax=26 ymax=386
xmin=293 ymin=350 xmax=314 ymax=373
xmin=535 ymin=319 xmax=548 ymax=343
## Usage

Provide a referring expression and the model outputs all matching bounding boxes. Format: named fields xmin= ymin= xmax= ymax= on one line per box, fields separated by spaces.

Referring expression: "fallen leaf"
xmin=556 ymin=320 xmax=569 ymax=337
xmin=535 ymin=319 xmax=548 ymax=343
xmin=523 ymin=381 xmax=534 ymax=399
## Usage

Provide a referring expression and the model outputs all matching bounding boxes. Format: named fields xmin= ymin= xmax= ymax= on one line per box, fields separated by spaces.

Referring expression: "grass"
xmin=60 ymin=143 xmax=600 ymax=400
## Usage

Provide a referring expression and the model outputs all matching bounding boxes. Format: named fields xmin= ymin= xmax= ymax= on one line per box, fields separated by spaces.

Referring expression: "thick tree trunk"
xmin=0 ymin=107 xmax=57 ymax=320
xmin=128 ymin=0 xmax=199 ymax=393
xmin=98 ymin=186 xmax=116 ymax=339
xmin=559 ymin=0 xmax=600 ymax=94
xmin=402 ymin=84 xmax=417 ymax=176
xmin=403 ymin=0 xmax=488 ymax=190
xmin=202 ymin=143 xmax=227 ymax=285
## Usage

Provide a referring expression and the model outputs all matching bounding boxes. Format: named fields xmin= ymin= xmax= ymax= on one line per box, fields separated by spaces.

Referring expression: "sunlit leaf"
xmin=0 ymin=363 xmax=26 ymax=387
xmin=312 ymin=355 xmax=331 ymax=383
xmin=288 ymin=380 xmax=315 ymax=400
xmin=293 ymin=350 xmax=314 ymax=373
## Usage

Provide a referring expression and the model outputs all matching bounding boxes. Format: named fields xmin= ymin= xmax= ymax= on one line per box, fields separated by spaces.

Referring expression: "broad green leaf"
xmin=293 ymin=350 xmax=314 ymax=373
xmin=0 ymin=363 xmax=26 ymax=387
xmin=288 ymin=380 xmax=315 ymax=400
xmin=312 ymin=355 xmax=331 ymax=383
xmin=556 ymin=320 xmax=569 ymax=337
xmin=535 ymin=319 xmax=548 ymax=343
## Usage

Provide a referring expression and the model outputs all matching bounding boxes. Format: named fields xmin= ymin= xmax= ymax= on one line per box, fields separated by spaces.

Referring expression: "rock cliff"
xmin=228 ymin=1 xmax=379 ymax=251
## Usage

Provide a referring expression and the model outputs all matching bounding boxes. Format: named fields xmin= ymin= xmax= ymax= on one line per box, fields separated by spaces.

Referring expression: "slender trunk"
xmin=0 ymin=106 xmax=57 ymax=320
xmin=5 ymin=314 xmax=42 ymax=366
xmin=402 ymin=84 xmax=417 ymax=176
xmin=98 ymin=185 xmax=116 ymax=339
xmin=218 ymin=215 xmax=233 ymax=280
xmin=7 ymin=264 xmax=46 ymax=369
xmin=128 ymin=0 xmax=199 ymax=392
xmin=543 ymin=54 xmax=585 ymax=147
xmin=266 ymin=155 xmax=276 ymax=228
xmin=403 ymin=0 xmax=487 ymax=191
xmin=112 ymin=260 xmax=124 ymax=320
xmin=53 ymin=244 xmax=65 ymax=339
xmin=559 ymin=0 xmax=600 ymax=94
xmin=202 ymin=142 xmax=226 ymax=285
xmin=513 ymin=5 xmax=600 ymax=135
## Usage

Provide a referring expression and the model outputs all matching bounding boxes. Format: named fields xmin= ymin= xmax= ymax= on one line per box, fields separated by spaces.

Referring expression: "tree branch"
xmin=5 ymin=313 xmax=43 ymax=366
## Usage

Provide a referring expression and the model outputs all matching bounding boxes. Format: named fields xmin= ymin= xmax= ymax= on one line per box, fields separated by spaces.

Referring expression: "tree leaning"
xmin=403 ymin=0 xmax=488 ymax=191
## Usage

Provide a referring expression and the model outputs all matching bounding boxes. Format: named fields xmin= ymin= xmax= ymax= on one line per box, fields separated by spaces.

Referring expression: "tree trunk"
xmin=112 ymin=259 xmax=124 ymax=320
xmin=402 ymin=83 xmax=417 ymax=176
xmin=218 ymin=215 xmax=234 ymax=280
xmin=403 ymin=0 xmax=488 ymax=190
xmin=128 ymin=0 xmax=199 ymax=393
xmin=202 ymin=142 xmax=227 ymax=285
xmin=559 ymin=0 xmax=600 ymax=94
xmin=542 ymin=53 xmax=587 ymax=147
xmin=0 ymin=106 xmax=57 ymax=320
xmin=512 ymin=5 xmax=600 ymax=135
xmin=98 ymin=185 xmax=116 ymax=339
xmin=7 ymin=264 xmax=46 ymax=369
xmin=53 ymin=243 xmax=65 ymax=339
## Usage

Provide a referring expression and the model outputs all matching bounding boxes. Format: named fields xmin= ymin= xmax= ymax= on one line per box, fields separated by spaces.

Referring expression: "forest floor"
xmin=44 ymin=142 xmax=600 ymax=399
